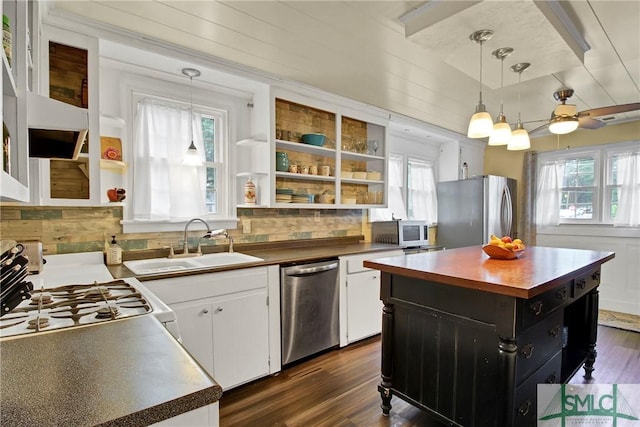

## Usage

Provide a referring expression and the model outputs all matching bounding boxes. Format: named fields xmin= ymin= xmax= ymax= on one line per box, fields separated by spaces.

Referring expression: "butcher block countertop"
xmin=0 ymin=315 xmax=221 ymax=427
xmin=363 ymin=245 xmax=615 ymax=299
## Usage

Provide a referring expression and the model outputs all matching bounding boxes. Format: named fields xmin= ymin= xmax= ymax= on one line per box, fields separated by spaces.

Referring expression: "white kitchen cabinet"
xmin=211 ymin=290 xmax=269 ymax=389
xmin=1 ymin=0 xmax=32 ymax=202
xmin=28 ymin=25 xmax=100 ymax=206
xmin=143 ymin=266 xmax=279 ymax=390
xmin=346 ymin=270 xmax=382 ymax=343
xmin=338 ymin=249 xmax=404 ymax=346
xmin=233 ymin=87 xmax=390 ymax=208
xmin=170 ymin=300 xmax=215 ymax=375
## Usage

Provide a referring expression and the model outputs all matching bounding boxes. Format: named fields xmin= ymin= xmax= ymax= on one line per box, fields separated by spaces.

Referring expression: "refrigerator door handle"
xmin=501 ymin=185 xmax=513 ymax=236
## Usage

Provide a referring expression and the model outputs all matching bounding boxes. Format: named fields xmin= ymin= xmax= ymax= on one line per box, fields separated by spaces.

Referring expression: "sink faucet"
xmin=172 ymin=218 xmax=211 ymax=257
xmin=204 ymin=228 xmax=234 ymax=253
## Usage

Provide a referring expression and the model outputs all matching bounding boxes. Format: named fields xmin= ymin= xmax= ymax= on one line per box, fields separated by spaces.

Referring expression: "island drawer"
xmin=512 ymin=350 xmax=562 ymax=427
xmin=519 ymin=282 xmax=570 ymax=330
xmin=515 ymin=309 xmax=564 ymax=383
xmin=573 ymin=268 xmax=601 ymax=300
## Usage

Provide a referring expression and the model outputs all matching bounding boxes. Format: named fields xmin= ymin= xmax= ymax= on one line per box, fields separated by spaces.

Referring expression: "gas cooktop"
xmin=0 ymin=279 xmax=153 ymax=338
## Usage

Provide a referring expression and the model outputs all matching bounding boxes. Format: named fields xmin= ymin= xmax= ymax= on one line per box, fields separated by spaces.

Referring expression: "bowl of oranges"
xmin=482 ymin=235 xmax=525 ymax=260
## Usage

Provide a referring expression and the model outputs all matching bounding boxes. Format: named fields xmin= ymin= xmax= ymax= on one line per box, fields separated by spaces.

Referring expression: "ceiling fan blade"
xmin=578 ymin=102 xmax=640 ymax=118
xmin=579 ymin=116 xmax=606 ymax=130
xmin=529 ymin=122 xmax=549 ymax=135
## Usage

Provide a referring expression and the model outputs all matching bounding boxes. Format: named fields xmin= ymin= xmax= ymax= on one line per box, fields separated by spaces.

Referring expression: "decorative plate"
xmin=482 ymin=244 xmax=525 ymax=260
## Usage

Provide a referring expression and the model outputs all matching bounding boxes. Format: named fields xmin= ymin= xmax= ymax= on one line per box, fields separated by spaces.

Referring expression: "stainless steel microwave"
xmin=371 ymin=220 xmax=429 ymax=248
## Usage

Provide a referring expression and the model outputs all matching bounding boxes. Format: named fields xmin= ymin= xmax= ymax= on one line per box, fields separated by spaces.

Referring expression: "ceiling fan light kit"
xmin=488 ymin=47 xmax=514 ymax=146
xmin=467 ymin=29 xmax=494 ymax=139
xmin=549 ymin=115 xmax=579 ymax=134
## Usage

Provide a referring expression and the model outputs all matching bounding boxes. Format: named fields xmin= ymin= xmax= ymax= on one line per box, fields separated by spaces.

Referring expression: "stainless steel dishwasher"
xmin=280 ymin=259 xmax=340 ymax=365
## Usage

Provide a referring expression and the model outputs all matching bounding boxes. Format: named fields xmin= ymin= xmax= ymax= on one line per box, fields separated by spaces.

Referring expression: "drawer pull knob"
xmin=518 ymin=400 xmax=531 ymax=416
xmin=577 ymin=279 xmax=587 ymax=290
xmin=215 ymin=307 xmax=224 ymax=313
xmin=545 ymin=372 xmax=558 ymax=384
xmin=592 ymin=271 xmax=601 ymax=281
xmin=530 ymin=301 xmax=543 ymax=316
xmin=549 ymin=326 xmax=561 ymax=337
xmin=556 ymin=288 xmax=568 ymax=300
xmin=202 ymin=308 xmax=209 ymax=314
xmin=520 ymin=344 xmax=535 ymax=359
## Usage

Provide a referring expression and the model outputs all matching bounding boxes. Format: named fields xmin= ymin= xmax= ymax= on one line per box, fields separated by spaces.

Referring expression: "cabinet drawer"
xmin=516 ymin=309 xmax=564 ymax=383
xmin=513 ymin=350 xmax=562 ymax=427
xmin=143 ymin=266 xmax=268 ymax=304
xmin=520 ymin=282 xmax=570 ymax=330
xmin=343 ymin=250 xmax=403 ymax=274
xmin=573 ymin=268 xmax=601 ymax=300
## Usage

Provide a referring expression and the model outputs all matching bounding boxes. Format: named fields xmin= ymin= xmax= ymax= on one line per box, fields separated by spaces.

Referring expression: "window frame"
xmin=537 ymin=140 xmax=638 ymax=226
xmin=120 ymin=73 xmax=244 ymax=234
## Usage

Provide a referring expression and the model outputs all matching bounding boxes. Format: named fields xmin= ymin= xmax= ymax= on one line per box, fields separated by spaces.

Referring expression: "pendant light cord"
xmin=517 ymin=71 xmax=522 ymax=123
xmin=189 ymin=75 xmax=193 ymax=143
xmin=478 ymin=41 xmax=484 ymax=104
xmin=499 ymin=58 xmax=504 ymax=114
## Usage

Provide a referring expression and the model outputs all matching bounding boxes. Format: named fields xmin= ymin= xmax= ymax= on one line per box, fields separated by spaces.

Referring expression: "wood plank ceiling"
xmin=51 ymin=1 xmax=640 ymax=139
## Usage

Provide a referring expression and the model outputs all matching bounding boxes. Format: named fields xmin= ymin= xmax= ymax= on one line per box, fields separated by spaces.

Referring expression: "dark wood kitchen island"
xmin=363 ymin=245 xmax=614 ymax=427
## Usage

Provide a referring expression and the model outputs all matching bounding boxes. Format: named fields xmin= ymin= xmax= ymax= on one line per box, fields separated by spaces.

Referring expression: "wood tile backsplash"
xmin=0 ymin=206 xmax=365 ymax=255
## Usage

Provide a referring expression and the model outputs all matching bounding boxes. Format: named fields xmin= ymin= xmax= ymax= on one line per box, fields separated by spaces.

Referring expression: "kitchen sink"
xmin=123 ymin=252 xmax=263 ymax=275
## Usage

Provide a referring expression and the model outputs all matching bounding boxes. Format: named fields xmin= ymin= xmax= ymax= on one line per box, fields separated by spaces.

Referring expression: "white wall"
xmin=537 ymin=226 xmax=640 ymax=316
xmin=438 ymin=139 xmax=485 ymax=182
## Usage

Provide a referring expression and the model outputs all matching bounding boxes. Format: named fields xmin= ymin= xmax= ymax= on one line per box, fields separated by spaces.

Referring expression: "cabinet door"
xmin=170 ymin=300 xmax=215 ymax=376
xmin=347 ymin=270 xmax=382 ymax=343
xmin=212 ymin=290 xmax=269 ymax=389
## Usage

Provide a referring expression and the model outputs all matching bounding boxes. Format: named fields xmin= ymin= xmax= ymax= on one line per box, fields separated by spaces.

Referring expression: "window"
xmin=201 ymin=114 xmax=226 ymax=214
xmin=370 ymin=154 xmax=437 ymax=223
xmin=407 ymin=158 xmax=437 ymax=222
xmin=130 ymin=94 xmax=228 ymax=223
xmin=537 ymin=141 xmax=639 ymax=226
xmin=559 ymin=155 xmax=598 ymax=219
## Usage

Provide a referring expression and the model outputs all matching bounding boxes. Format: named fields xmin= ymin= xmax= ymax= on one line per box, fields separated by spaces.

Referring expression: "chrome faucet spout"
xmin=181 ymin=218 xmax=212 ymax=256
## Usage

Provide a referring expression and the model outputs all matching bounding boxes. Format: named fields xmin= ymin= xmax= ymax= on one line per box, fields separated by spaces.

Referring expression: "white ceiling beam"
xmin=399 ymin=0 xmax=481 ymax=38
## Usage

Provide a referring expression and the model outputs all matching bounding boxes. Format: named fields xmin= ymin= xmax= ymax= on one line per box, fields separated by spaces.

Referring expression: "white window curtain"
xmin=613 ymin=151 xmax=640 ymax=227
xmin=536 ymin=161 xmax=565 ymax=226
xmin=407 ymin=159 xmax=438 ymax=223
xmin=132 ymin=98 xmax=207 ymax=221
xmin=370 ymin=154 xmax=407 ymax=221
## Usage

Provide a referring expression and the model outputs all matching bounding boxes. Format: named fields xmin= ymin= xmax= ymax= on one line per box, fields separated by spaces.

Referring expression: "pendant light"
xmin=507 ymin=62 xmax=531 ymax=151
xmin=182 ymin=67 xmax=202 ymax=166
xmin=488 ymin=47 xmax=513 ymax=146
xmin=467 ymin=29 xmax=494 ymax=139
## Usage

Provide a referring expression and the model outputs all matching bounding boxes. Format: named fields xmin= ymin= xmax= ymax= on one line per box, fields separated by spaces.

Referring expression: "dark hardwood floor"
xmin=219 ymin=326 xmax=640 ymax=426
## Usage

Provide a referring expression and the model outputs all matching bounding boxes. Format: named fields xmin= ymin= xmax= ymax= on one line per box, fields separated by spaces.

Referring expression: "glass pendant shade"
xmin=183 ymin=140 xmax=202 ymax=166
xmin=488 ymin=114 xmax=512 ymax=146
xmin=507 ymin=123 xmax=530 ymax=150
xmin=549 ymin=115 xmax=579 ymax=134
xmin=467 ymin=105 xmax=493 ymax=138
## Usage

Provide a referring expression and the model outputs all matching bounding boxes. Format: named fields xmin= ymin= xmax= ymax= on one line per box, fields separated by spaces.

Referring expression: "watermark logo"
xmin=538 ymin=384 xmax=640 ymax=426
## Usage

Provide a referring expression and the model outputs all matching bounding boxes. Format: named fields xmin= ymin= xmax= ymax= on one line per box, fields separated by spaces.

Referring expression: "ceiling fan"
xmin=529 ymin=89 xmax=640 ymax=135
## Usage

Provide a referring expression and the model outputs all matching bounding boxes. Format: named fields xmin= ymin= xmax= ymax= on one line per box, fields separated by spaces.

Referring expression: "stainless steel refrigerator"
xmin=436 ymin=175 xmax=517 ymax=249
